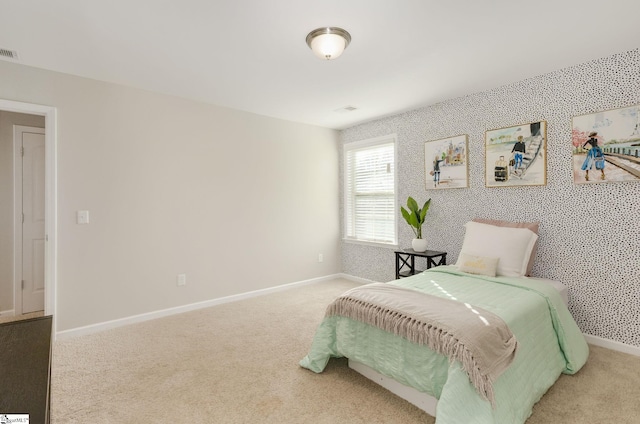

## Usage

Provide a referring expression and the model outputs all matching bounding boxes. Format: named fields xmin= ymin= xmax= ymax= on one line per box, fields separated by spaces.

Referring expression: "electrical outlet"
xmin=318 ymin=253 xmax=324 ymax=263
xmin=177 ymin=274 xmax=186 ymax=286
xmin=77 ymin=210 xmax=90 ymax=224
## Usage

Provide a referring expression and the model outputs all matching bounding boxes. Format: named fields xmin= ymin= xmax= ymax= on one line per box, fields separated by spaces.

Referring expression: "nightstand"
xmin=394 ymin=249 xmax=447 ymax=279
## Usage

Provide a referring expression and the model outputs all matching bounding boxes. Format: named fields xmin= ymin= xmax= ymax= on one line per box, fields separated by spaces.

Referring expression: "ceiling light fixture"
xmin=306 ymin=27 xmax=351 ymax=60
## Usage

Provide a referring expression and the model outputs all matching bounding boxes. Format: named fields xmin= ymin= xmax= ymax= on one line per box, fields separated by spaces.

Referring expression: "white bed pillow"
xmin=456 ymin=221 xmax=538 ymax=277
xmin=457 ymin=252 xmax=500 ymax=277
xmin=472 ymin=218 xmax=539 ymax=276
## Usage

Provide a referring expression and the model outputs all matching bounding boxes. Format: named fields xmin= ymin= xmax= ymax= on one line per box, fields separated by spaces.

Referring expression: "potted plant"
xmin=400 ymin=196 xmax=431 ymax=252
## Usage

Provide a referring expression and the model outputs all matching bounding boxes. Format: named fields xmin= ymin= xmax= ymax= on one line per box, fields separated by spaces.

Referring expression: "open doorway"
xmin=0 ymin=99 xmax=57 ymax=335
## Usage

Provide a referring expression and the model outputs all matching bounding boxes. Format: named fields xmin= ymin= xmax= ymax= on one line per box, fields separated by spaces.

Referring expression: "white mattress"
xmin=528 ymin=277 xmax=569 ymax=306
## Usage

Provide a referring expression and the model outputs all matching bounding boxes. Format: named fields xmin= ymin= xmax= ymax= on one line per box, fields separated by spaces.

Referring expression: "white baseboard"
xmin=339 ymin=273 xmax=380 ymax=285
xmin=584 ymin=333 xmax=640 ymax=357
xmin=53 ymin=273 xmax=640 ymax=359
xmin=55 ymin=273 xmax=342 ymax=341
xmin=0 ymin=309 xmax=15 ymax=317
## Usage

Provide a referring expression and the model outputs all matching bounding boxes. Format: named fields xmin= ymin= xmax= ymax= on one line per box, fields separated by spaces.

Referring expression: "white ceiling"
xmin=1 ymin=0 xmax=638 ymax=129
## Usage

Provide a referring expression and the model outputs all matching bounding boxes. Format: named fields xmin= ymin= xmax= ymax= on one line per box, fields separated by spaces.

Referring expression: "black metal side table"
xmin=394 ymin=249 xmax=447 ymax=279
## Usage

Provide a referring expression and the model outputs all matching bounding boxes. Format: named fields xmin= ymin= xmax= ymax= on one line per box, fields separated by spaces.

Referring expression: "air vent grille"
xmin=0 ymin=48 xmax=19 ymax=61
xmin=334 ymin=105 xmax=358 ymax=114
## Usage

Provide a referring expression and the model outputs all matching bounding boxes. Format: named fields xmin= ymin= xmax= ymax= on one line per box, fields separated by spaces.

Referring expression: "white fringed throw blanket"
xmin=326 ymin=283 xmax=519 ymax=406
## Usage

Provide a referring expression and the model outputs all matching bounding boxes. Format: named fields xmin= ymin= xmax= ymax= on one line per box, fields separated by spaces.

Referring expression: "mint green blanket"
xmin=300 ymin=266 xmax=589 ymax=423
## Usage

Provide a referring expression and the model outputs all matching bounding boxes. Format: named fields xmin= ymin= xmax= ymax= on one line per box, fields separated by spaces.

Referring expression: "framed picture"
xmin=571 ymin=104 xmax=640 ymax=184
xmin=424 ymin=134 xmax=468 ymax=190
xmin=485 ymin=121 xmax=546 ymax=187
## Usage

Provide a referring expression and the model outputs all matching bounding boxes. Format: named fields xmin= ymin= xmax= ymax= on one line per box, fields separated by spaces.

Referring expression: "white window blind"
xmin=344 ymin=137 xmax=396 ymax=244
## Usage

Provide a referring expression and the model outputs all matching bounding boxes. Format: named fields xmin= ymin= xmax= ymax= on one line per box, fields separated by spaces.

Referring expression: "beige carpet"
xmin=51 ymin=278 xmax=640 ymax=423
xmin=0 ymin=310 xmax=44 ymax=324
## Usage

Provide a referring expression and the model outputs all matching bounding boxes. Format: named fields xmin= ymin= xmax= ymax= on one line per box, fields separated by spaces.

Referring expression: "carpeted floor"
xmin=50 ymin=278 xmax=640 ymax=423
xmin=0 ymin=310 xmax=44 ymax=324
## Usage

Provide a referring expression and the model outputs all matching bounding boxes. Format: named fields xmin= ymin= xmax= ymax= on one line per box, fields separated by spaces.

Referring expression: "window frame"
xmin=343 ymin=134 xmax=398 ymax=247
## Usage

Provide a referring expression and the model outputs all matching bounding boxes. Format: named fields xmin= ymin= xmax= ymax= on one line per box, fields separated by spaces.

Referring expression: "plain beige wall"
xmin=0 ymin=111 xmax=45 ymax=312
xmin=0 ymin=60 xmax=340 ymax=331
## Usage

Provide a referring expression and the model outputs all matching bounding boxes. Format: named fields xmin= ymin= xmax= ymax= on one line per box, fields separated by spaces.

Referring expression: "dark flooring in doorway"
xmin=0 ymin=315 xmax=52 ymax=424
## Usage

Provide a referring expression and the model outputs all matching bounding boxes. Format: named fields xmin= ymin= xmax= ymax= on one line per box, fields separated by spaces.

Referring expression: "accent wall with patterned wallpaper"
xmin=340 ymin=48 xmax=640 ymax=347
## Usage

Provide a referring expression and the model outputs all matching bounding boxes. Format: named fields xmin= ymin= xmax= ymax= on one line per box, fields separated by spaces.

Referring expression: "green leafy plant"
xmin=400 ymin=197 xmax=431 ymax=239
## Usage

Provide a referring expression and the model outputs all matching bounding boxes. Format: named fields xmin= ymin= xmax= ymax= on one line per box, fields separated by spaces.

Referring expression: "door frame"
xmin=1 ymin=99 xmax=57 ymax=337
xmin=14 ymin=125 xmax=46 ymax=315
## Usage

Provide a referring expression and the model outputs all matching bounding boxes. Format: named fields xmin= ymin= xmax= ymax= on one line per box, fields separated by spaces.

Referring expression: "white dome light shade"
xmin=306 ymin=27 xmax=351 ymax=60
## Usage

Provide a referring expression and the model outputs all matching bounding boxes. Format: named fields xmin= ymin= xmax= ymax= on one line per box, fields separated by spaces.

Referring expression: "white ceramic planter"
xmin=412 ymin=238 xmax=428 ymax=252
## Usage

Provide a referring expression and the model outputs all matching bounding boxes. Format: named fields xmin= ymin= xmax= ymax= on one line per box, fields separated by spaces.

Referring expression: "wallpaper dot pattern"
xmin=340 ymin=48 xmax=640 ymax=347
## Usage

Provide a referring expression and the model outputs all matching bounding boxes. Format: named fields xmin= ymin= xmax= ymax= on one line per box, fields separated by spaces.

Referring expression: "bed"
xmin=300 ymin=220 xmax=589 ymax=423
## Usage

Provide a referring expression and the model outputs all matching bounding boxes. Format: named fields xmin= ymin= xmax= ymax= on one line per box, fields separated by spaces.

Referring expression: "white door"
xmin=16 ymin=126 xmax=46 ymax=314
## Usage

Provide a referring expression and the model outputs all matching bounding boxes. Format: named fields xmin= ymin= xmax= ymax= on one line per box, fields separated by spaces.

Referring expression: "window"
xmin=344 ymin=135 xmax=397 ymax=245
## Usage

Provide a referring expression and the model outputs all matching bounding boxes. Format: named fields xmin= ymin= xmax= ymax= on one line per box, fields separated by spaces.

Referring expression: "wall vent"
xmin=334 ymin=105 xmax=358 ymax=114
xmin=0 ymin=48 xmax=19 ymax=61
